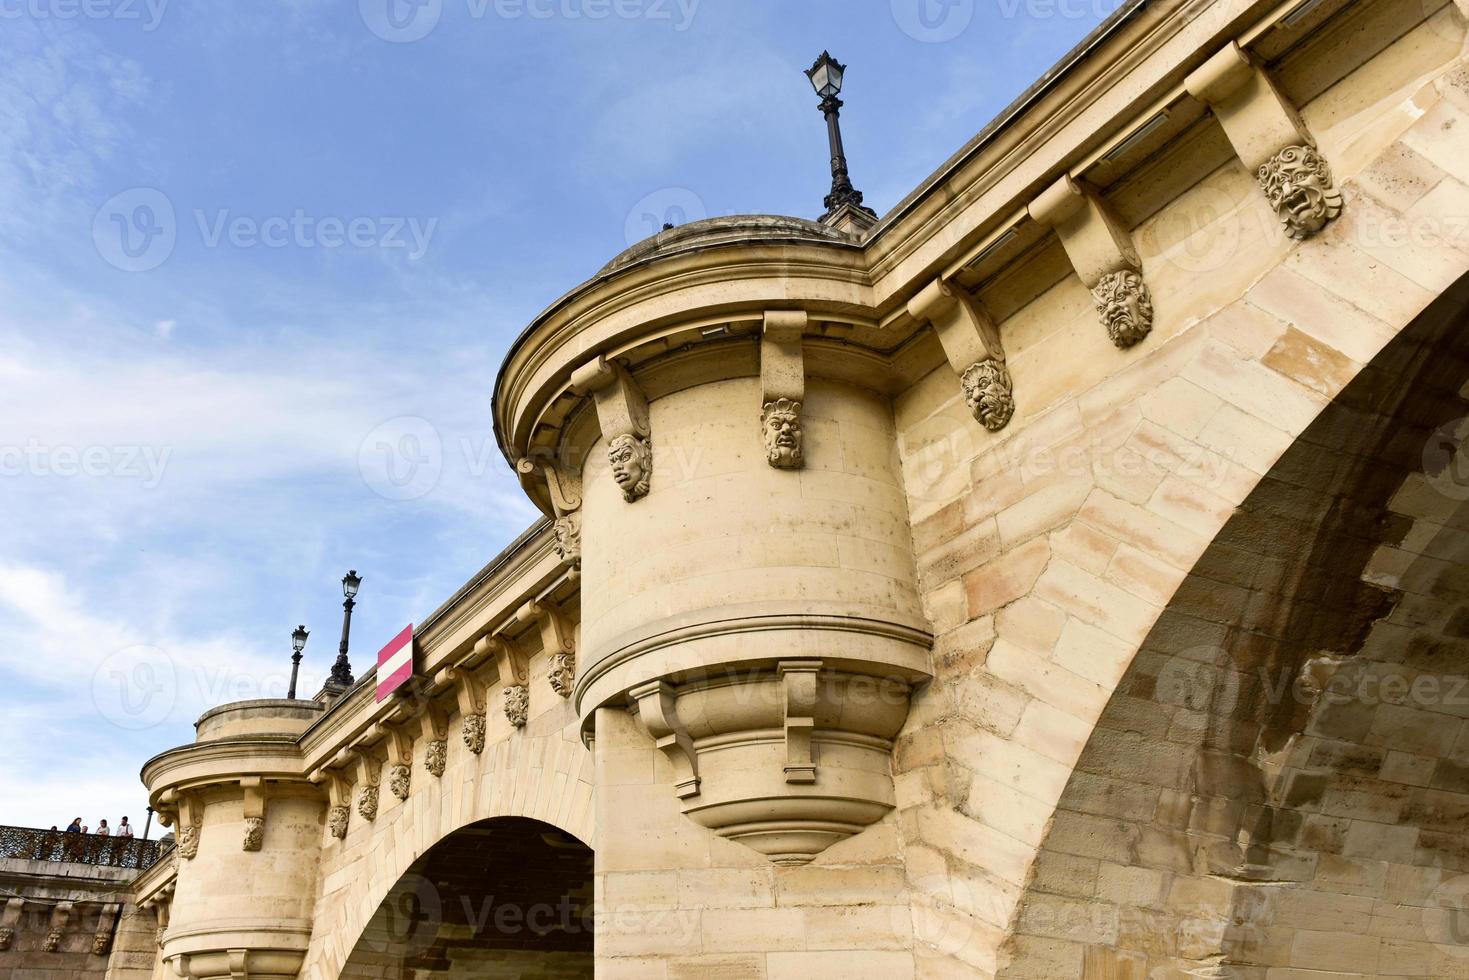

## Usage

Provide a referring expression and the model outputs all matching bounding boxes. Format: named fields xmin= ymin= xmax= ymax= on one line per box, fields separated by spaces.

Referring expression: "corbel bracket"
xmin=175 ymin=793 xmax=203 ymax=860
xmin=418 ymin=700 xmax=451 ymax=777
xmin=761 ymin=311 xmax=808 ymax=470
xmin=43 ymin=902 xmax=72 ymax=953
xmin=354 ymin=748 xmax=382 ymax=822
xmin=516 ymin=454 xmax=584 ymax=572
xmin=489 ymin=625 xmax=532 ymax=728
xmin=91 ymin=903 xmax=120 ymax=956
xmin=1185 ymin=41 xmax=1342 ymax=239
xmin=443 ymin=665 xmax=490 ymax=753
xmin=1029 ymin=175 xmax=1154 ymax=348
xmin=240 ymin=777 xmax=267 ymax=852
xmin=527 ymin=599 xmax=577 ymax=699
xmin=572 ymin=355 xmax=652 ymax=502
xmin=780 ymin=660 xmax=823 ymax=784
xmin=384 ymin=724 xmax=416 ymax=800
xmin=907 ymin=279 xmax=1014 ymax=432
xmin=629 ymin=680 xmax=700 ymax=799
xmin=309 ymin=769 xmax=352 ymax=840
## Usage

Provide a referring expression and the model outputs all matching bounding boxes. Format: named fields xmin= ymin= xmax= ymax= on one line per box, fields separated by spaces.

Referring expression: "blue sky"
xmin=0 ymin=0 xmax=1112 ymax=831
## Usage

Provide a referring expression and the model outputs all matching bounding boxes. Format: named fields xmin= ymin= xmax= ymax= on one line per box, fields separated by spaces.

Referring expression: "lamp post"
xmin=328 ymin=570 xmax=361 ymax=689
xmin=142 ymin=807 xmax=153 ymax=842
xmin=287 ymin=625 xmax=309 ymax=700
xmin=805 ymin=51 xmax=876 ymax=224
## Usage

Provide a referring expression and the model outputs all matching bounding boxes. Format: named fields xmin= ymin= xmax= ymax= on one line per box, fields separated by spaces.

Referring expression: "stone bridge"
xmin=29 ymin=0 xmax=1469 ymax=977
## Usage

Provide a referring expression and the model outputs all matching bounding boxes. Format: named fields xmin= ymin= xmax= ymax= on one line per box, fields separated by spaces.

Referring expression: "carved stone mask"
xmin=1091 ymin=270 xmax=1154 ymax=349
xmin=762 ymin=398 xmax=804 ymax=469
xmin=960 ymin=360 xmax=1014 ymax=432
xmin=607 ymin=434 xmax=651 ymax=502
xmin=1258 ymin=144 xmax=1342 ymax=240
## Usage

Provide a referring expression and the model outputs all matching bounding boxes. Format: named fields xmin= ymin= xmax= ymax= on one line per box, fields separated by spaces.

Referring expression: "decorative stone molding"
xmin=1028 ymin=175 xmax=1153 ymax=348
xmin=91 ymin=905 xmax=119 ymax=956
xmin=327 ymin=807 xmax=349 ymax=840
xmin=549 ymin=653 xmax=576 ymax=699
xmin=1257 ymin=144 xmax=1342 ymax=240
xmin=240 ymin=777 xmax=266 ymax=852
xmin=1091 ymin=270 xmax=1155 ymax=349
xmin=242 ymin=817 xmax=265 ymax=852
xmin=480 ymin=628 xmax=532 ymax=728
xmin=418 ymin=703 xmax=449 ymax=778
xmin=629 ymin=664 xmax=916 ymax=865
xmin=42 ymin=902 xmax=71 ymax=953
xmin=0 ymin=899 xmax=20 ymax=951
xmin=175 ymin=793 xmax=203 ymax=860
xmin=960 ymin=361 xmax=1015 ymax=432
xmin=527 ymin=599 xmax=577 ymax=699
xmin=761 ymin=311 xmax=807 ymax=468
xmin=384 ymin=724 xmax=415 ymax=801
xmin=503 ymin=685 xmax=530 ymax=728
xmin=177 ymin=825 xmax=199 ymax=861
xmin=571 ymin=355 xmax=652 ymax=502
xmin=423 ymin=739 xmax=447 ymax=776
xmin=553 ymin=512 xmax=582 ymax=569
xmin=357 ymin=785 xmax=379 ymax=822
xmin=447 ymin=666 xmax=489 ymax=754
xmin=1185 ymin=41 xmax=1342 ymax=241
xmin=908 ymin=278 xmax=1015 ymax=429
xmin=606 ymin=434 xmax=652 ymax=503
xmin=388 ymin=764 xmax=411 ymax=800
xmin=518 ymin=454 xmax=584 ymax=570
xmin=761 ymin=398 xmax=804 ymax=468
xmin=630 ymin=681 xmax=700 ymax=800
xmin=311 ymin=770 xmax=352 ymax=841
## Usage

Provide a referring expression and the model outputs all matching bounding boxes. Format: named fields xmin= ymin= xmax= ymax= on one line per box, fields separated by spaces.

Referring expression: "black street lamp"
xmin=328 ymin=570 xmax=361 ymax=689
xmin=287 ymin=625 xmax=309 ymax=700
xmin=805 ymin=51 xmax=876 ymax=224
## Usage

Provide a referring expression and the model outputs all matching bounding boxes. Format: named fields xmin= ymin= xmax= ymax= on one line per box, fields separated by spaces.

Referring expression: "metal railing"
xmin=0 ymin=825 xmax=169 ymax=870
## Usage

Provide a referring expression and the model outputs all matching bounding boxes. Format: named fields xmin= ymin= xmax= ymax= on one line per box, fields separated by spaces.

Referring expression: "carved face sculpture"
xmin=553 ymin=512 xmax=581 ymax=568
xmin=1091 ymin=270 xmax=1155 ymax=349
xmin=607 ymin=434 xmax=651 ymax=502
xmin=762 ymin=398 xmax=804 ymax=469
xmin=960 ymin=360 xmax=1015 ymax=432
xmin=1258 ymin=144 xmax=1342 ymax=240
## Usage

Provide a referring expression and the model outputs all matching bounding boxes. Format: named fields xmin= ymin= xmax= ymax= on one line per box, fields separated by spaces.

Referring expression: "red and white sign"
xmin=375 ymin=624 xmax=415 ymax=702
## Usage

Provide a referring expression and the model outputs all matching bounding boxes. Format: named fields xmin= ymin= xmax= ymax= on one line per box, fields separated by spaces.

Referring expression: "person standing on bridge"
xmin=96 ymin=819 xmax=110 ymax=836
xmin=117 ymin=817 xmax=133 ymax=838
xmin=65 ymin=818 xmax=81 ymax=833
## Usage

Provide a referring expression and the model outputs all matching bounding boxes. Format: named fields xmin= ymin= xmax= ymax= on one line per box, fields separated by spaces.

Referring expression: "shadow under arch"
xmin=1000 ymin=272 xmax=1469 ymax=976
xmin=337 ymin=816 xmax=593 ymax=979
